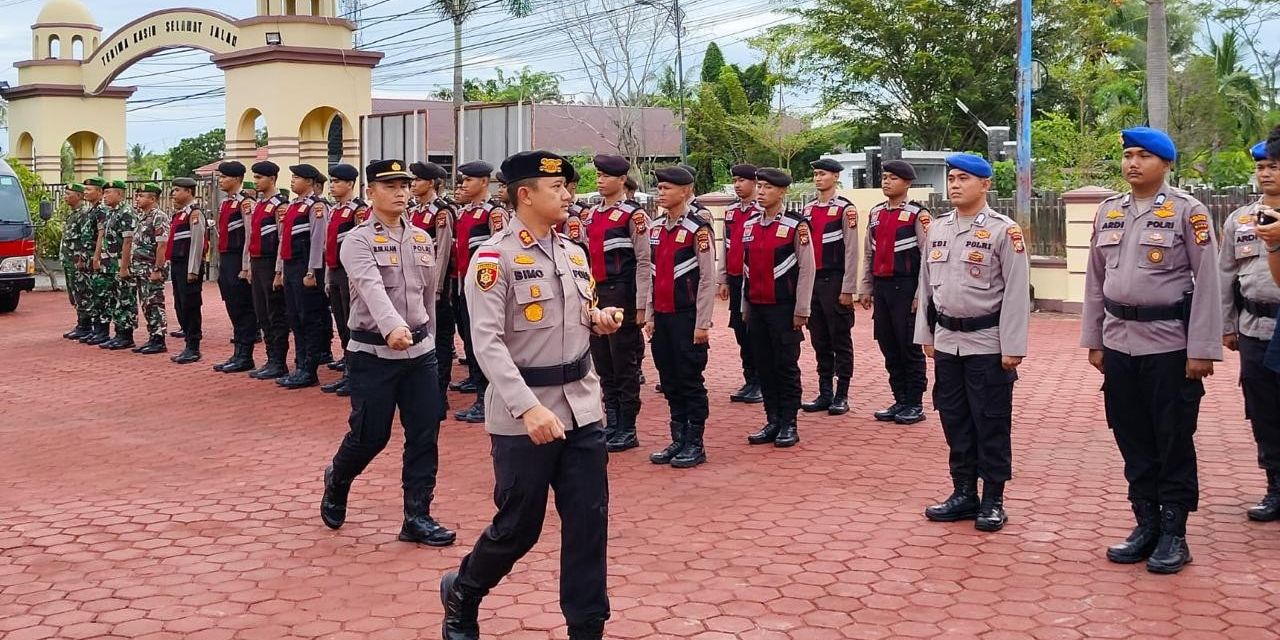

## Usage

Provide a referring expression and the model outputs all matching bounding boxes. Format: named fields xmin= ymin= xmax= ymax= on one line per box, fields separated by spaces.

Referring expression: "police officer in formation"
xmin=1081 ymin=127 xmax=1220 ymax=574
xmin=717 ymin=164 xmax=764 ymax=403
xmin=645 ymin=166 xmax=717 ymax=468
xmin=441 ymin=150 xmax=621 ymax=640
xmin=450 ymin=161 xmax=507 ymax=423
xmin=245 ymin=162 xmax=293 ymax=380
xmin=320 ymin=160 xmax=456 ymax=547
xmin=167 ymin=178 xmax=207 ymax=364
xmin=743 ymin=168 xmax=816 ymax=448
xmin=408 ymin=162 xmax=456 ymax=413
xmin=802 ymin=158 xmax=860 ymax=415
xmin=212 ymin=161 xmax=259 ymax=373
xmin=859 ymin=160 xmax=930 ymax=424
xmin=274 ymin=165 xmax=331 ymax=388
xmin=916 ymin=154 xmax=1030 ymax=533
xmin=320 ymin=164 xmax=370 ymax=396
xmin=584 ymin=154 xmax=652 ymax=451
xmin=60 ymin=184 xmax=92 ymax=339
xmin=126 ymin=184 xmax=170 ymax=355
xmin=1228 ymin=140 xmax=1280 ymax=523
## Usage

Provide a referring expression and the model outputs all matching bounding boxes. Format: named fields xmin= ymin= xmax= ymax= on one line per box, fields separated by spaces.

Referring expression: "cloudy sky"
xmin=0 ymin=0 xmax=797 ymax=153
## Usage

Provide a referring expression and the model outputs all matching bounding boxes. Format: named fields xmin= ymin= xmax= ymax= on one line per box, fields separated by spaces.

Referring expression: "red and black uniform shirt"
xmin=650 ymin=208 xmax=713 ymax=314
xmin=584 ymin=200 xmax=646 ymax=283
xmin=723 ymin=200 xmax=763 ymax=278
xmin=867 ymin=201 xmax=928 ymax=279
xmin=247 ymin=192 xmax=290 ymax=258
xmin=278 ymin=194 xmax=325 ymax=262
xmin=803 ymin=195 xmax=857 ymax=273
xmin=453 ymin=200 xmax=506 ymax=278
xmin=743 ymin=211 xmax=809 ymax=306
xmin=216 ymin=193 xmax=251 ymax=254
xmin=324 ymin=198 xmax=368 ymax=269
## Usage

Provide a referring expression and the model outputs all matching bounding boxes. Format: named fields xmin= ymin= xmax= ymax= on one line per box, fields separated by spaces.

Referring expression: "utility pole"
xmin=341 ymin=0 xmax=365 ymax=47
xmin=1015 ymin=0 xmax=1032 ymax=227
xmin=638 ymin=0 xmax=687 ymax=164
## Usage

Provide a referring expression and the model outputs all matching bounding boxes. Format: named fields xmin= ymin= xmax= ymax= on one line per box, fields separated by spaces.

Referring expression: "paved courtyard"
xmin=2 ymin=286 xmax=1279 ymax=640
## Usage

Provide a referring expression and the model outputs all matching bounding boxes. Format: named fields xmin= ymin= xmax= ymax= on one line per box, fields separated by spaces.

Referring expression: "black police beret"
xmin=494 ymin=171 xmax=507 ymax=185
xmin=366 ymin=159 xmax=413 ymax=182
xmin=329 ymin=163 xmax=359 ymax=182
xmin=457 ymin=161 xmax=493 ymax=178
xmin=410 ymin=161 xmax=447 ymax=181
xmin=499 ymin=150 xmax=572 ymax=183
xmin=593 ymin=154 xmax=631 ymax=177
xmin=565 ymin=161 xmax=579 ymax=184
xmin=755 ymin=168 xmax=793 ymax=187
xmin=654 ymin=166 xmax=694 ymax=186
xmin=290 ymin=164 xmax=323 ymax=181
xmin=731 ymin=164 xmax=758 ymax=179
xmin=882 ymin=160 xmax=917 ymax=181
xmin=173 ymin=177 xmax=198 ymax=189
xmin=810 ymin=158 xmax=843 ymax=174
xmin=217 ymin=161 xmax=246 ymax=178
xmin=252 ymin=161 xmax=279 ymax=177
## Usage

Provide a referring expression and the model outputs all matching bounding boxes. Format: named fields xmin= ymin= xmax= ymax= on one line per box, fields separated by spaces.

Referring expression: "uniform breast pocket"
xmin=1234 ymin=239 xmax=1262 ymax=261
xmin=961 ymin=250 xmax=993 ymax=289
xmin=412 ymin=245 xmax=436 ymax=269
xmin=373 ymin=250 xmax=402 ymax=280
xmin=513 ymin=280 xmax=556 ymax=331
xmin=1095 ymin=230 xmax=1124 ymax=269
xmin=926 ymin=248 xmax=949 ymax=285
xmin=1137 ymin=231 xmax=1175 ymax=270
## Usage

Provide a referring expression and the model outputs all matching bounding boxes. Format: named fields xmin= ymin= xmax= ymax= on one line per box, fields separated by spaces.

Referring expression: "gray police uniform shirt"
xmin=464 ymin=215 xmax=605 ymax=437
xmin=341 ymin=215 xmax=439 ymax=360
xmin=1081 ymin=188 xmax=1223 ymax=361
xmin=1220 ymin=199 xmax=1280 ymax=341
xmin=913 ymin=207 xmax=1030 ymax=357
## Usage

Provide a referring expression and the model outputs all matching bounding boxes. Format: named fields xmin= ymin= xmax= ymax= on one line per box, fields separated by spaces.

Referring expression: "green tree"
xmin=716 ymin=66 xmax=750 ymax=116
xmin=434 ymin=66 xmax=563 ymax=102
xmin=127 ymin=144 xmax=169 ymax=180
xmin=167 ymin=128 xmax=225 ymax=178
xmin=1208 ymin=31 xmax=1264 ymax=145
xmin=1146 ymin=0 xmax=1170 ymax=129
xmin=701 ymin=42 xmax=726 ymax=84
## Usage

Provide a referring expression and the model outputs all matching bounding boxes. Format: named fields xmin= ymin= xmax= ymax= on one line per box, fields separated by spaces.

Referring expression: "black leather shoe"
xmin=136 ymin=337 xmax=167 ymax=354
xmin=321 ymin=377 xmax=347 ymax=393
xmin=335 ymin=382 xmax=352 ymax=397
xmin=107 ymin=332 xmax=135 ymax=350
xmin=320 ymin=465 xmax=351 ymax=529
xmin=894 ymin=405 xmax=926 ymax=425
xmin=1247 ymin=470 xmax=1280 ymax=521
xmin=925 ymin=476 xmax=980 ymax=521
xmin=774 ymin=421 xmax=799 ymax=448
xmin=278 ymin=370 xmax=319 ymax=389
xmin=317 ymin=352 xmax=334 ymax=366
xmin=455 ymin=401 xmax=486 ymax=423
xmin=1146 ymin=507 xmax=1192 ymax=574
xmin=1107 ymin=500 xmax=1161 ymax=564
xmin=828 ymin=379 xmax=850 ymax=415
xmin=747 ymin=421 xmax=780 ymax=445
xmin=64 ymin=325 xmax=90 ymax=340
xmin=250 ymin=360 xmax=288 ymax=380
xmin=649 ymin=422 xmax=686 ymax=465
xmin=449 ymin=377 xmax=475 ymax=392
xmin=874 ymin=402 xmax=905 ymax=421
xmin=220 ymin=355 xmax=256 ymax=373
xmin=327 ymin=358 xmax=345 ymax=372
xmin=975 ymin=481 xmax=1007 ymax=532
xmin=169 ymin=329 xmax=186 ymax=339
xmin=84 ymin=327 xmax=112 ymax=345
xmin=802 ymin=379 xmax=833 ymax=412
xmin=440 ymin=572 xmax=482 ymax=640
xmin=606 ymin=431 xmax=639 ymax=452
xmin=399 ymin=516 xmax=457 ymax=546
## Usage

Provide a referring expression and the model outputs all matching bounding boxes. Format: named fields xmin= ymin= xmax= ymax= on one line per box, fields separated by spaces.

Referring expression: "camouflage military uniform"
xmin=101 ymin=202 xmax=140 ymax=331
xmin=60 ymin=202 xmax=90 ymax=322
xmin=86 ymin=201 xmax=113 ymax=327
xmin=131 ymin=208 xmax=170 ymax=340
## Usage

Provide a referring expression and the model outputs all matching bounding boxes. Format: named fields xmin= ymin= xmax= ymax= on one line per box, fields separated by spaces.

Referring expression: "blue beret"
xmin=1251 ymin=141 xmax=1268 ymax=161
xmin=1121 ymin=127 xmax=1176 ymax=161
xmin=945 ymin=153 xmax=993 ymax=178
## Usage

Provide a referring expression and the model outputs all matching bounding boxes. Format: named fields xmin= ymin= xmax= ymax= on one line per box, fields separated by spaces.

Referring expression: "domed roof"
xmin=35 ymin=0 xmax=97 ymax=26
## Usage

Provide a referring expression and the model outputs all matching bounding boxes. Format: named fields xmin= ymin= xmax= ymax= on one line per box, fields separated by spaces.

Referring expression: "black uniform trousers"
xmin=873 ymin=276 xmax=927 ymax=405
xmin=807 ymin=271 xmax=854 ymax=380
xmin=217 ymin=252 xmax=258 ymax=347
xmin=726 ymin=274 xmax=756 ymax=385
xmin=1239 ymin=335 xmax=1280 ymax=472
xmin=589 ymin=279 xmax=643 ymax=420
xmin=452 ymin=282 xmax=488 ymax=393
xmin=1103 ymin=348 xmax=1201 ymax=510
xmin=329 ymin=266 xmax=352 ymax=351
xmin=330 ymin=350 xmax=442 ymax=494
xmin=281 ymin=259 xmax=330 ymax=371
xmin=434 ymin=278 xmax=457 ymax=398
xmin=748 ymin=304 xmax=804 ymax=424
xmin=170 ymin=260 xmax=204 ymax=341
xmin=651 ymin=309 xmax=710 ymax=426
xmin=457 ymin=423 xmax=609 ymax=627
xmin=249 ymin=257 xmax=290 ymax=363
xmin=933 ymin=351 xmax=1016 ymax=483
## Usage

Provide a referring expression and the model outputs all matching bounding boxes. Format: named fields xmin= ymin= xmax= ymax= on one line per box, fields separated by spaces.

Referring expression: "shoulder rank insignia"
xmin=518 ymin=229 xmax=535 ymax=247
xmin=1007 ymin=225 xmax=1025 ymax=253
xmin=974 ymin=229 xmax=991 ymax=240
xmin=919 ymin=211 xmax=932 ymax=231
xmin=1106 ymin=209 xmax=1124 ymax=219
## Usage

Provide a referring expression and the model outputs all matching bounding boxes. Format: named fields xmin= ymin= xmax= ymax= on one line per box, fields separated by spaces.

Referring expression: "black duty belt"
xmin=935 ymin=311 xmax=1000 ymax=332
xmin=1103 ymin=297 xmax=1182 ymax=322
xmin=519 ymin=351 xmax=592 ymax=387
xmin=1243 ymin=297 xmax=1280 ymax=318
xmin=352 ymin=325 xmax=429 ymax=346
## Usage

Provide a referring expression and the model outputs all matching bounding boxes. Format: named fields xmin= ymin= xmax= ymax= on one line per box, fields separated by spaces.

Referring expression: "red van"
xmin=0 ymin=159 xmax=38 ymax=312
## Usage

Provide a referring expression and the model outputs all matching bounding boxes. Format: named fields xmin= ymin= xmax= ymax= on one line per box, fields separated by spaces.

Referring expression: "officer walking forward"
xmin=1081 ymin=127 xmax=1221 ymax=574
xmin=320 ymin=160 xmax=457 ymax=547
xmin=212 ymin=161 xmax=260 ymax=373
xmin=440 ymin=150 xmax=622 ymax=640
xmin=859 ymin=160 xmax=931 ymax=424
xmin=742 ymin=168 xmax=815 ymax=448
xmin=716 ymin=164 xmax=765 ymax=403
xmin=915 ymin=154 xmax=1029 ymax=533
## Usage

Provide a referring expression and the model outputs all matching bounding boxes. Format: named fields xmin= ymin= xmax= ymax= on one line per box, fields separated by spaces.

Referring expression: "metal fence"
xmin=1184 ymin=186 xmax=1259 ymax=232
xmin=925 ymin=192 xmax=1068 ymax=258
xmin=36 ymin=177 xmax=221 ymax=211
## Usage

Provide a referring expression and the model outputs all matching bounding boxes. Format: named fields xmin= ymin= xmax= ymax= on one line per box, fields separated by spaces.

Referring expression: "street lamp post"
xmin=638 ymin=0 xmax=688 ymax=164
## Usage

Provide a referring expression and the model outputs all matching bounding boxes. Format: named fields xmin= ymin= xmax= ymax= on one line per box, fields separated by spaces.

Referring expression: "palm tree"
xmin=1145 ymin=0 xmax=1169 ymax=130
xmin=1209 ymin=31 xmax=1264 ymax=145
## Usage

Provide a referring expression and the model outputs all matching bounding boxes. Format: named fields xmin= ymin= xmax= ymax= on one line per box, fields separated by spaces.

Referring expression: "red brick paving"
xmin=2 ymin=285 xmax=1280 ymax=640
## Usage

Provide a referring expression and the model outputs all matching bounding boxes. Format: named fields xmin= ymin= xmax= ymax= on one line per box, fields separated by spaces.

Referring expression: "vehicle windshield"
xmin=0 ymin=176 xmax=30 ymax=223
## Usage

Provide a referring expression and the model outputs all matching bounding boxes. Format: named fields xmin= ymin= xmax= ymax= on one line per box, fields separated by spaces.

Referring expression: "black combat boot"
xmin=449 ymin=377 xmax=477 ymax=393
xmin=738 ymin=383 xmax=763 ymax=404
xmin=671 ymin=422 xmax=706 ymax=468
xmin=1247 ymin=469 xmax=1280 ymax=522
xmin=747 ymin=413 xmax=780 ymax=445
xmin=83 ymin=324 xmax=111 ymax=345
xmin=649 ymin=421 xmax=686 ymax=465
xmin=894 ymin=404 xmax=926 ymax=425
xmin=567 ymin=619 xmax=607 ymax=640
xmin=398 ymin=490 xmax=456 ymax=546
xmin=250 ymin=355 xmax=289 ymax=380
xmin=730 ymin=381 xmax=754 ymax=402
xmin=1107 ymin=500 xmax=1161 ymax=564
xmin=320 ymin=465 xmax=352 ymax=529
xmin=802 ymin=378 xmax=833 ymax=412
xmin=169 ymin=329 xmax=186 ymax=338
xmin=828 ymin=378 xmax=850 ymax=415
xmin=606 ymin=413 xmax=639 ymax=452
xmin=64 ymin=321 xmax=91 ymax=340
xmin=223 ymin=344 xmax=256 ymax=373
xmin=320 ymin=373 xmax=348 ymax=394
xmin=975 ymin=481 xmax=1007 ymax=532
xmin=924 ymin=475 xmax=980 ymax=521
xmin=603 ymin=400 xmax=619 ymax=442
xmin=440 ymin=571 xmax=483 ymax=640
xmin=326 ymin=357 xmax=345 ymax=371
xmin=98 ymin=330 xmax=124 ymax=349
xmin=212 ymin=344 xmax=240 ymax=372
xmin=874 ymin=402 xmax=905 ymax=422
xmin=335 ymin=380 xmax=352 ymax=397
xmin=173 ymin=338 xmax=202 ymax=364
xmin=107 ymin=329 xmax=135 ymax=350
xmin=277 ymin=360 xmax=319 ymax=389
xmin=1146 ymin=506 xmax=1192 ymax=574
xmin=136 ymin=335 xmax=167 ymax=354
xmin=774 ymin=419 xmax=799 ymax=448
xmin=455 ymin=399 xmax=486 ymax=424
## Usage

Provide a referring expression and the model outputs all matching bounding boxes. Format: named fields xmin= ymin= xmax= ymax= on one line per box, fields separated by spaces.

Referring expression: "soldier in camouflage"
xmin=60 ymin=184 xmax=92 ymax=339
xmin=79 ymin=177 xmax=112 ymax=345
xmin=99 ymin=180 xmax=140 ymax=350
xmin=126 ymin=183 xmax=170 ymax=354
